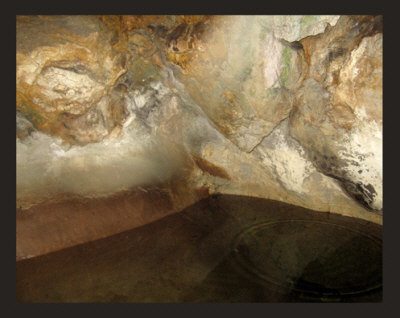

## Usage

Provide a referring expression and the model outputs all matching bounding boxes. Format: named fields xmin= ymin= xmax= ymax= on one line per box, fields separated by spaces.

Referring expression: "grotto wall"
xmin=16 ymin=15 xmax=382 ymax=258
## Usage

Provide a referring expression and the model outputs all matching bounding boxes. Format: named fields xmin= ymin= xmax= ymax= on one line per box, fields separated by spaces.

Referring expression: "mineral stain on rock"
xmin=193 ymin=155 xmax=231 ymax=180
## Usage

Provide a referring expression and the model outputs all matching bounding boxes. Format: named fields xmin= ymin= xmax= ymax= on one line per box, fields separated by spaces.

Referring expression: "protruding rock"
xmin=17 ymin=15 xmax=128 ymax=145
xmin=290 ymin=16 xmax=382 ymax=211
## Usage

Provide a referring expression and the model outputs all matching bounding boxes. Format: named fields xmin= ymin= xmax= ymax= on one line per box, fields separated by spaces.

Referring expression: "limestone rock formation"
xmin=162 ymin=16 xmax=340 ymax=152
xmin=16 ymin=15 xmax=383 ymax=258
xmin=290 ymin=15 xmax=383 ymax=211
xmin=17 ymin=15 xmax=128 ymax=145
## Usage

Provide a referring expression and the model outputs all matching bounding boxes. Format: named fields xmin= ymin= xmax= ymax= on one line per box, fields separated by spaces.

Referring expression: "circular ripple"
xmin=230 ymin=219 xmax=382 ymax=299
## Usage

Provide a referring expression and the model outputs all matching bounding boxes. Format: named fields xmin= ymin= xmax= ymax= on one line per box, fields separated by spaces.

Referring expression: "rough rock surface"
xmin=162 ymin=16 xmax=340 ymax=152
xmin=290 ymin=15 xmax=383 ymax=211
xmin=17 ymin=15 xmax=128 ymax=145
xmin=187 ymin=116 xmax=380 ymax=223
xmin=17 ymin=15 xmax=383 ymax=257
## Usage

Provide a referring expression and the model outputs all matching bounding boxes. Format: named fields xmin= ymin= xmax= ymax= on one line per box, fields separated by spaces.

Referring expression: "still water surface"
xmin=16 ymin=194 xmax=382 ymax=302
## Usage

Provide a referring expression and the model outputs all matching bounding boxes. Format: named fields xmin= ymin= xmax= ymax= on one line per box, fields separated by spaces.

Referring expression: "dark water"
xmin=16 ymin=194 xmax=382 ymax=303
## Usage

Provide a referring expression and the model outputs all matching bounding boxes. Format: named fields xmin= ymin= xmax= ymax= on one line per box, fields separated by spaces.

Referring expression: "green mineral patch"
xmin=266 ymin=87 xmax=281 ymax=97
xmin=300 ymin=15 xmax=318 ymax=33
xmin=258 ymin=25 xmax=271 ymax=42
xmin=166 ymin=15 xmax=175 ymax=24
xmin=239 ymin=64 xmax=253 ymax=82
xmin=129 ymin=57 xmax=162 ymax=86
xmin=249 ymin=87 xmax=256 ymax=97
xmin=280 ymin=47 xmax=292 ymax=87
xmin=241 ymin=44 xmax=254 ymax=61
xmin=237 ymin=92 xmax=254 ymax=117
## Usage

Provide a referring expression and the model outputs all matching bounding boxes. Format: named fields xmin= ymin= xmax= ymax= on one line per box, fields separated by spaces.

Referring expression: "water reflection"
xmin=16 ymin=194 xmax=382 ymax=302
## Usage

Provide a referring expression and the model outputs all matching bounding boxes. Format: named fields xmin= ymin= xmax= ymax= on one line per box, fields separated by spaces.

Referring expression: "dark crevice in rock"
xmin=17 ymin=111 xmax=37 ymax=140
xmin=246 ymin=115 xmax=292 ymax=154
xmin=279 ymin=39 xmax=304 ymax=51
xmin=286 ymin=128 xmax=381 ymax=214
xmin=324 ymin=173 xmax=381 ymax=214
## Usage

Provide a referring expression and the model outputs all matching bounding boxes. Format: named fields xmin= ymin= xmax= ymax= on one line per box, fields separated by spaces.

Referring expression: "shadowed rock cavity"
xmin=16 ymin=15 xmax=382 ymax=249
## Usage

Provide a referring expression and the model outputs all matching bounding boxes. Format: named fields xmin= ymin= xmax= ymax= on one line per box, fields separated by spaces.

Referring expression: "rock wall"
xmin=16 ymin=15 xmax=383 ymax=225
